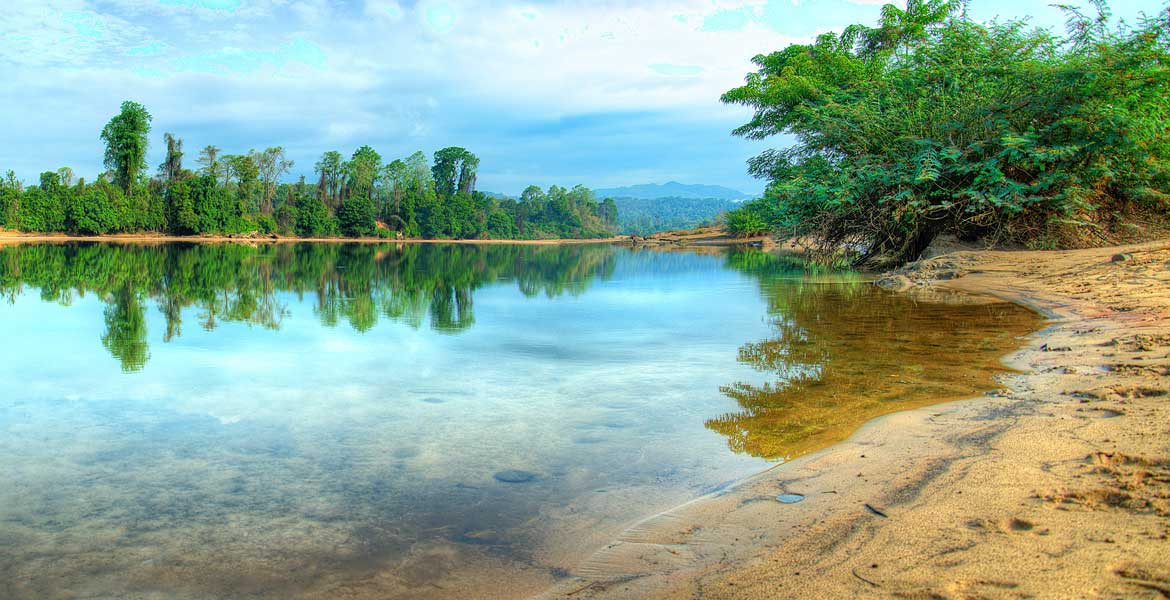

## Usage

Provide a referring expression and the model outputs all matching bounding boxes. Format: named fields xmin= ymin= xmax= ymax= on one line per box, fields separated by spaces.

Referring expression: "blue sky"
xmin=0 ymin=0 xmax=1157 ymax=195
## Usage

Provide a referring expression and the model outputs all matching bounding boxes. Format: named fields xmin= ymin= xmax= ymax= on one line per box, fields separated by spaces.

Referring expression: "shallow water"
xmin=0 ymin=242 xmax=1041 ymax=599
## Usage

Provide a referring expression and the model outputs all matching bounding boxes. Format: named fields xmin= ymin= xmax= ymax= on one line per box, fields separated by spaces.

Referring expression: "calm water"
xmin=0 ymin=242 xmax=1041 ymax=599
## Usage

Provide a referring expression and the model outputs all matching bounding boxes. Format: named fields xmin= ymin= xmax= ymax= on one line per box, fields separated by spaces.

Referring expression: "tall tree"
xmin=227 ymin=154 xmax=260 ymax=214
xmin=314 ymin=151 xmax=344 ymax=209
xmin=158 ymin=133 xmax=184 ymax=184
xmin=431 ymin=147 xmax=478 ymax=199
xmin=382 ymin=159 xmax=409 ymax=227
xmin=252 ymin=146 xmax=293 ymax=214
xmin=100 ymin=101 xmax=152 ymax=193
xmin=346 ymin=145 xmax=382 ymax=202
xmin=196 ymin=145 xmax=222 ymax=181
xmin=56 ymin=167 xmax=74 ymax=188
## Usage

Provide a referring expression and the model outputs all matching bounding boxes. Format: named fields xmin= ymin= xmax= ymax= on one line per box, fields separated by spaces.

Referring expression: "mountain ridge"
xmin=594 ymin=181 xmax=757 ymax=200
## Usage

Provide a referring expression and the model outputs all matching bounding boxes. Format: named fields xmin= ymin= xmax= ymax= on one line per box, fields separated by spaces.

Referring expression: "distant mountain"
xmin=594 ymin=181 xmax=756 ymax=201
xmin=612 ymin=197 xmax=742 ymax=235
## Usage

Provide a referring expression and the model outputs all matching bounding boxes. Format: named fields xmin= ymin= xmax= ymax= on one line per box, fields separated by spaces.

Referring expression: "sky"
xmin=0 ymin=0 xmax=1158 ymax=195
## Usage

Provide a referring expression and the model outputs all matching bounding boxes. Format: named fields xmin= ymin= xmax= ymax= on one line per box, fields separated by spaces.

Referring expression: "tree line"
xmin=0 ymin=102 xmax=619 ymax=240
xmin=611 ymin=196 xmax=741 ymax=235
xmin=722 ymin=0 xmax=1169 ymax=265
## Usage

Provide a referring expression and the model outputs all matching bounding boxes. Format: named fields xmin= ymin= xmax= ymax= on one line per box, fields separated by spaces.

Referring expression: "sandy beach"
xmin=538 ymin=239 xmax=1170 ymax=599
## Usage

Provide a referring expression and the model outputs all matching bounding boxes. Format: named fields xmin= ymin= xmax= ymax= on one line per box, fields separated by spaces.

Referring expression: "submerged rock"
xmin=493 ymin=469 xmax=538 ymax=484
xmin=874 ymin=274 xmax=914 ymax=291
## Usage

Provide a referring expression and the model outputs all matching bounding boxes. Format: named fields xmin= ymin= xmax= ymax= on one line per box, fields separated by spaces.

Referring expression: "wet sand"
xmin=540 ymin=239 xmax=1170 ymax=599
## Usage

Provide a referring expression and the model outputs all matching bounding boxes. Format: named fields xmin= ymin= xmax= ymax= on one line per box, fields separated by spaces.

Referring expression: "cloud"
xmin=364 ymin=0 xmax=405 ymax=22
xmin=649 ymin=63 xmax=705 ymax=76
xmin=0 ymin=0 xmax=1151 ymax=194
xmin=172 ymin=37 xmax=327 ymax=74
xmin=159 ymin=0 xmax=242 ymax=10
xmin=701 ymin=8 xmax=753 ymax=31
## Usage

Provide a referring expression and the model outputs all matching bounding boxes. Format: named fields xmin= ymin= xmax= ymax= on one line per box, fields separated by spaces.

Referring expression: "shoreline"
xmin=0 ymin=231 xmax=626 ymax=246
xmin=538 ymin=239 xmax=1170 ymax=599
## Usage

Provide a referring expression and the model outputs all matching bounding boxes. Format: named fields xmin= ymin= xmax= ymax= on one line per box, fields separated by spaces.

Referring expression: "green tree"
xmin=56 ymin=167 xmax=75 ymax=188
xmin=432 ymin=147 xmax=479 ymax=199
xmin=315 ymin=151 xmax=344 ymax=208
xmin=69 ymin=187 xmax=117 ymax=235
xmin=227 ymin=153 xmax=260 ymax=215
xmin=721 ymin=0 xmax=1170 ymax=265
xmin=337 ymin=195 xmax=375 ymax=237
xmin=158 ymin=133 xmax=184 ymax=185
xmin=253 ymin=146 xmax=293 ymax=214
xmin=100 ymin=101 xmax=152 ymax=193
xmin=296 ymin=189 xmax=334 ymax=237
xmin=346 ymin=145 xmax=382 ymax=202
xmin=196 ymin=145 xmax=222 ymax=181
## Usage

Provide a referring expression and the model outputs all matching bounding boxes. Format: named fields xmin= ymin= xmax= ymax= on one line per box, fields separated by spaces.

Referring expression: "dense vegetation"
xmin=0 ymin=242 xmax=617 ymax=371
xmin=0 ymin=102 xmax=617 ymax=240
xmin=612 ymin=196 xmax=741 ymax=235
xmin=722 ymin=0 xmax=1170 ymax=265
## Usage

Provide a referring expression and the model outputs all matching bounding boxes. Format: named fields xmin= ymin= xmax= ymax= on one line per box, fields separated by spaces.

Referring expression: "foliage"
xmin=100 ymin=101 xmax=152 ymax=193
xmin=612 ymin=196 xmax=739 ymax=235
xmin=722 ymin=0 xmax=1170 ymax=265
xmin=296 ymin=192 xmax=334 ymax=237
xmin=724 ymin=198 xmax=775 ymax=237
xmin=337 ymin=195 xmax=376 ymax=237
xmin=69 ymin=187 xmax=118 ymax=235
xmin=6 ymin=104 xmax=620 ymax=241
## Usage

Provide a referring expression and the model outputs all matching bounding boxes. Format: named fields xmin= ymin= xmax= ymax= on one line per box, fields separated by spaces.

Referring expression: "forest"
xmin=0 ymin=102 xmax=618 ymax=240
xmin=722 ymin=0 xmax=1170 ymax=265
xmin=612 ymin=196 xmax=742 ymax=235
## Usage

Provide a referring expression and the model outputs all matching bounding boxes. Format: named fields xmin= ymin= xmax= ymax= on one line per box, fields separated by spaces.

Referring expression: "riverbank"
xmin=539 ymin=239 xmax=1170 ymax=599
xmin=622 ymin=225 xmax=774 ymax=249
xmin=0 ymin=229 xmax=624 ymax=246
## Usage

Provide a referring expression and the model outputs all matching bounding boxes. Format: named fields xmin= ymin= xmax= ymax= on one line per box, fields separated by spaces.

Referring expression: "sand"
xmin=537 ymin=239 xmax=1170 ymax=599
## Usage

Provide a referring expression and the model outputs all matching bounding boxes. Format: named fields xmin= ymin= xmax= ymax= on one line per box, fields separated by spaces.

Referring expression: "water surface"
xmin=0 ymin=242 xmax=1040 ymax=599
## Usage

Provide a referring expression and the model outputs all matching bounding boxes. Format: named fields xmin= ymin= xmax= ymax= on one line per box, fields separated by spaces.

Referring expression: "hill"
xmin=612 ymin=196 xmax=742 ymax=235
xmin=595 ymin=181 xmax=755 ymax=201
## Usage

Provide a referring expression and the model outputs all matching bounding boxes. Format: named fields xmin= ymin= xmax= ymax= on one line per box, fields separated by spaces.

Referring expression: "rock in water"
xmin=493 ymin=470 xmax=537 ymax=484
xmin=874 ymin=275 xmax=914 ymax=291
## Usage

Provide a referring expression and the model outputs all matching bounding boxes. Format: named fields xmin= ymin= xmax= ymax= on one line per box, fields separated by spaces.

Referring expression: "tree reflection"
xmin=101 ymin=285 xmax=149 ymax=372
xmin=0 ymin=242 xmax=616 ymax=372
xmin=707 ymin=250 xmax=1042 ymax=460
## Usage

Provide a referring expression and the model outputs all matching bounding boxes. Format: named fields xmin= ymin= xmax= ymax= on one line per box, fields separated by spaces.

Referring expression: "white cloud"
xmin=0 ymin=0 xmax=896 ymax=192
